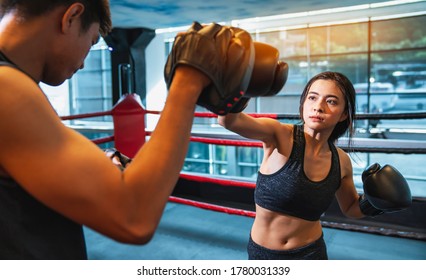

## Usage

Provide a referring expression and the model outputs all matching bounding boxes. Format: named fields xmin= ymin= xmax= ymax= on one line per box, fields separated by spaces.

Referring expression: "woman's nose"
xmin=313 ymin=103 xmax=324 ymax=113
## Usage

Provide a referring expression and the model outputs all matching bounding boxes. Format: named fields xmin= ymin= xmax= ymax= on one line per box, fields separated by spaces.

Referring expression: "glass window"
xmin=68 ymin=38 xmax=112 ymax=121
xmin=309 ymin=54 xmax=368 ymax=81
xmin=281 ymin=58 xmax=310 ymax=95
xmin=372 ymin=16 xmax=426 ymax=50
xmin=156 ymin=14 xmax=426 ymax=195
xmin=183 ymin=142 xmax=210 ymax=174
xmin=256 ymin=29 xmax=308 ymax=58
xmin=255 ymin=29 xmax=309 ymax=96
xmin=237 ymin=147 xmax=259 ymax=178
xmin=309 ymin=54 xmax=370 ymax=113
xmin=370 ymin=50 xmax=426 ymax=113
xmin=309 ymin=23 xmax=368 ymax=55
xmin=213 ymin=145 xmax=228 ymax=176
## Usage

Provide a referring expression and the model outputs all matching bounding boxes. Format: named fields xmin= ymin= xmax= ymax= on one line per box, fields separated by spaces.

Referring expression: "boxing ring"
xmin=60 ymin=93 xmax=426 ymax=243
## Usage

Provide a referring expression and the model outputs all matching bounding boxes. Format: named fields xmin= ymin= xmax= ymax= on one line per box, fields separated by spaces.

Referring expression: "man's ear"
xmin=61 ymin=3 xmax=85 ymax=34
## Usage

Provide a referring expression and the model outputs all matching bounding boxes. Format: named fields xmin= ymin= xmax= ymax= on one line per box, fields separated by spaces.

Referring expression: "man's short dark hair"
xmin=0 ymin=0 xmax=112 ymax=36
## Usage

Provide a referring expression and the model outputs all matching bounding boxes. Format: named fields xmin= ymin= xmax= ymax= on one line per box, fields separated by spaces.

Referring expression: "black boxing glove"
xmin=359 ymin=163 xmax=412 ymax=217
xmin=230 ymin=42 xmax=289 ymax=113
xmin=164 ymin=21 xmax=255 ymax=115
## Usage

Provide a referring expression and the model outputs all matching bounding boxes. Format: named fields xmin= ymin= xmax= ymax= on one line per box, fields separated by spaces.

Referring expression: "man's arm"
xmin=0 ymin=65 xmax=208 ymax=244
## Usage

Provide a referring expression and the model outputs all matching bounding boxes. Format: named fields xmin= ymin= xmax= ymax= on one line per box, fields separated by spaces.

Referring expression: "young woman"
xmin=218 ymin=71 xmax=410 ymax=259
xmin=0 ymin=1 xmax=248 ymax=259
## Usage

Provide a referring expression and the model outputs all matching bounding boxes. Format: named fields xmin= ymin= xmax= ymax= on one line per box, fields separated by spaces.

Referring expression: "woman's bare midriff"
xmin=250 ymin=205 xmax=323 ymax=250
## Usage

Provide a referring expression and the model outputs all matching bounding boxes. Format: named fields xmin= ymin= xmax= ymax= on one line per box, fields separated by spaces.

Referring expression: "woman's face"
xmin=302 ymin=79 xmax=348 ymax=131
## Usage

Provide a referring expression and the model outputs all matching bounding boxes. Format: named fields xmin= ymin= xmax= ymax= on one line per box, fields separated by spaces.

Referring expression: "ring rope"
xmin=180 ymin=173 xmax=255 ymax=189
xmin=146 ymin=110 xmax=426 ymax=120
xmin=58 ymin=108 xmax=426 ymax=155
xmin=148 ymin=129 xmax=426 ymax=154
xmin=91 ymin=135 xmax=115 ymax=145
xmin=189 ymin=134 xmax=426 ymax=154
xmin=356 ymin=112 xmax=426 ymax=120
xmin=60 ymin=110 xmax=112 ymax=120
xmin=60 ymin=108 xmax=426 ymax=122
xmin=169 ymin=196 xmax=256 ymax=218
xmin=190 ymin=136 xmax=262 ymax=148
xmin=59 ymin=105 xmax=426 ymax=239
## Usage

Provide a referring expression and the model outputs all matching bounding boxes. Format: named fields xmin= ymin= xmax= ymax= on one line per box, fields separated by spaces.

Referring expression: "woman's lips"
xmin=309 ymin=115 xmax=324 ymax=121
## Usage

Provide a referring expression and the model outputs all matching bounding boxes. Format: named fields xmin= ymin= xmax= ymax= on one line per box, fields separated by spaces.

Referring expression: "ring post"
xmin=111 ymin=94 xmax=146 ymax=158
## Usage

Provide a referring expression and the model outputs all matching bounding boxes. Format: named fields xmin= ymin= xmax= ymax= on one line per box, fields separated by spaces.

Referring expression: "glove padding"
xmin=230 ymin=42 xmax=289 ymax=113
xmin=359 ymin=163 xmax=412 ymax=217
xmin=164 ymin=21 xmax=255 ymax=115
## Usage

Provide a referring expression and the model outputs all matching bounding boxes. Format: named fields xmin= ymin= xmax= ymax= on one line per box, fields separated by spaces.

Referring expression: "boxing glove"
xmin=164 ymin=21 xmax=255 ymax=115
xmin=230 ymin=42 xmax=289 ymax=113
xmin=359 ymin=163 xmax=412 ymax=217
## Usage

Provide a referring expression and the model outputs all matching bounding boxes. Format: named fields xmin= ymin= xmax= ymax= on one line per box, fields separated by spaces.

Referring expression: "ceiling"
xmin=109 ymin=0 xmax=380 ymax=30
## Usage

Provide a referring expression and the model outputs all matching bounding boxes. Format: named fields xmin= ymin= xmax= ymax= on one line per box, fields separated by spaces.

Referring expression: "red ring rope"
xmin=190 ymin=136 xmax=262 ymax=148
xmin=180 ymin=173 xmax=255 ymax=189
xmin=60 ymin=106 xmax=257 ymax=218
xmin=169 ymin=196 xmax=255 ymax=218
xmin=145 ymin=110 xmax=279 ymax=119
xmin=91 ymin=136 xmax=115 ymax=145
xmin=60 ymin=110 xmax=112 ymax=120
xmin=58 ymin=98 xmax=426 ymax=238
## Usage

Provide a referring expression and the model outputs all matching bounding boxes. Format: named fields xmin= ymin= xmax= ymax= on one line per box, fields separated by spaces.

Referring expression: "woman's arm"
xmin=218 ymin=112 xmax=285 ymax=144
xmin=334 ymin=150 xmax=364 ymax=219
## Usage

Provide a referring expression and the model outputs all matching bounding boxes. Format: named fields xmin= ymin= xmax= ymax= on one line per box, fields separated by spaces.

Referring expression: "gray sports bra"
xmin=255 ymin=124 xmax=341 ymax=221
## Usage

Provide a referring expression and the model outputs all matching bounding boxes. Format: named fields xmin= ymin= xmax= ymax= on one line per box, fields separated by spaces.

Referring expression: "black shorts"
xmin=247 ymin=233 xmax=328 ymax=260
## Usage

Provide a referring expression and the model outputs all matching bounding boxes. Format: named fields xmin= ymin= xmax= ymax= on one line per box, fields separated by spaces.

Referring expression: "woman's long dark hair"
xmin=299 ymin=71 xmax=356 ymax=144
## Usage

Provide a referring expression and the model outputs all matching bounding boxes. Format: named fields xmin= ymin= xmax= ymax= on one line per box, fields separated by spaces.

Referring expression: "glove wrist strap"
xmin=359 ymin=195 xmax=384 ymax=217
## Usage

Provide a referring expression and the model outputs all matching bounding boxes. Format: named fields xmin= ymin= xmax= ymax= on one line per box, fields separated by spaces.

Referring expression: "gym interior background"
xmin=42 ymin=0 xmax=426 ymax=251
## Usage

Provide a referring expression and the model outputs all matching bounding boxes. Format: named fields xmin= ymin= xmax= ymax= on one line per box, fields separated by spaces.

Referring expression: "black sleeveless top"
xmin=0 ymin=52 xmax=87 ymax=259
xmin=255 ymin=125 xmax=341 ymax=221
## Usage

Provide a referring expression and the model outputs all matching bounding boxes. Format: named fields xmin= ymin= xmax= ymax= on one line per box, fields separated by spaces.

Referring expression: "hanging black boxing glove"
xmin=359 ymin=163 xmax=412 ymax=217
xmin=164 ymin=21 xmax=255 ymax=115
xmin=230 ymin=42 xmax=289 ymax=113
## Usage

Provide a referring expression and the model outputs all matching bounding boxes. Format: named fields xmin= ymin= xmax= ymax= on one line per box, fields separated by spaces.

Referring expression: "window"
xmin=371 ymin=16 xmax=426 ymax=50
xmin=178 ymin=14 xmax=426 ymax=197
xmin=237 ymin=147 xmax=260 ymax=179
xmin=183 ymin=142 xmax=210 ymax=174
xmin=68 ymin=38 xmax=113 ymax=121
xmin=56 ymin=12 xmax=426 ymax=198
xmin=56 ymin=38 xmax=113 ymax=148
xmin=309 ymin=23 xmax=368 ymax=55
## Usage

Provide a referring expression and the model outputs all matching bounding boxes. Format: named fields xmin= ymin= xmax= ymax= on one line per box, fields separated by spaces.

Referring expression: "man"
xmin=0 ymin=0 xmax=213 ymax=259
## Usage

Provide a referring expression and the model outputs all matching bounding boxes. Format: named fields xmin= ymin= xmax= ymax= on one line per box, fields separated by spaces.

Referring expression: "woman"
xmin=218 ymin=71 xmax=364 ymax=259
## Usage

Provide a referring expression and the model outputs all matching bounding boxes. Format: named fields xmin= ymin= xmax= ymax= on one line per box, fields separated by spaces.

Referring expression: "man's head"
xmin=0 ymin=0 xmax=112 ymax=85
xmin=1 ymin=0 xmax=111 ymax=36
